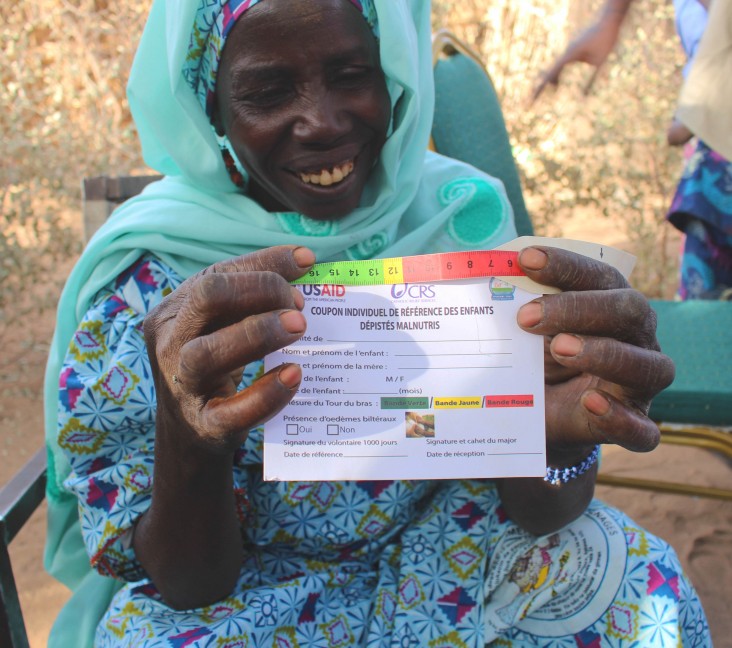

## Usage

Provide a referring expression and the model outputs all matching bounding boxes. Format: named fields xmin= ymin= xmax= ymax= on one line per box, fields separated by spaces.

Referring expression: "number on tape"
xmin=294 ymin=251 xmax=524 ymax=285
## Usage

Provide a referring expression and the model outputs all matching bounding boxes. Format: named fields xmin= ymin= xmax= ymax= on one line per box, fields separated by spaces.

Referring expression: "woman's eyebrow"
xmin=230 ymin=64 xmax=290 ymax=90
xmin=326 ymin=45 xmax=374 ymax=62
xmin=228 ymin=44 xmax=377 ymax=92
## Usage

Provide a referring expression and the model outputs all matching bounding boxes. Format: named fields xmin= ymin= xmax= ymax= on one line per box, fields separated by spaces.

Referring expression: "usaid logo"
xmin=298 ymin=284 xmax=346 ymax=297
xmin=390 ymin=284 xmax=436 ymax=300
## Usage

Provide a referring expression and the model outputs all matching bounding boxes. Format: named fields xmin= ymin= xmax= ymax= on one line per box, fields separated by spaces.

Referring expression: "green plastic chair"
xmin=431 ymin=29 xmax=534 ymax=238
xmin=596 ymin=299 xmax=732 ymax=499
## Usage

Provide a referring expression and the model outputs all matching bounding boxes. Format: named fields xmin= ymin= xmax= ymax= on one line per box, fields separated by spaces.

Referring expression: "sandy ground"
xmin=1 ymin=225 xmax=730 ymax=647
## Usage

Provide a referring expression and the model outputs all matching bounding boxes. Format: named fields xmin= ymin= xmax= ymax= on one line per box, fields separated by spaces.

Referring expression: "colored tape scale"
xmin=294 ymin=250 xmax=524 ymax=286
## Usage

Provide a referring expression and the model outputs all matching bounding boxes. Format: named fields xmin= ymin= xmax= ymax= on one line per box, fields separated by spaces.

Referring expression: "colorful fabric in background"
xmin=184 ymin=0 xmax=379 ymax=117
xmin=58 ymin=255 xmax=710 ymax=647
xmin=668 ymin=140 xmax=732 ymax=299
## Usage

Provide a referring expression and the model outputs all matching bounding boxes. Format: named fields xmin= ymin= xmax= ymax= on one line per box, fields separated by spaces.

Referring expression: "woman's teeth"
xmin=299 ymin=161 xmax=354 ymax=186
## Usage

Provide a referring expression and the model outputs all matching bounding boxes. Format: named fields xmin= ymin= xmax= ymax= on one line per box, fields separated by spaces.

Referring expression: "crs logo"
xmin=390 ymin=284 xmax=436 ymax=300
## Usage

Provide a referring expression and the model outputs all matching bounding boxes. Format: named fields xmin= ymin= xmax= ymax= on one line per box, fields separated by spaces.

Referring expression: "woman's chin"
xmin=297 ymin=201 xmax=358 ymax=222
xmin=285 ymin=177 xmax=365 ymax=221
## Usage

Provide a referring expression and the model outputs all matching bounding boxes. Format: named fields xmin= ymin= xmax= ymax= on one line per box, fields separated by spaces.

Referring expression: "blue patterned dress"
xmin=58 ymin=255 xmax=711 ymax=647
xmin=667 ymin=140 xmax=732 ymax=300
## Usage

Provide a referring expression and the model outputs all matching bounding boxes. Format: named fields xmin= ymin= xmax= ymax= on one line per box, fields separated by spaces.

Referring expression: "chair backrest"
xmin=431 ymin=30 xmax=534 ymax=237
xmin=82 ymin=174 xmax=162 ymax=243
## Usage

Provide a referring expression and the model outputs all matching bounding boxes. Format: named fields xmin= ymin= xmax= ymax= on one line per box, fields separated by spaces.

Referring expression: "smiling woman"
xmin=41 ymin=0 xmax=710 ymax=646
xmin=212 ymin=0 xmax=391 ymax=218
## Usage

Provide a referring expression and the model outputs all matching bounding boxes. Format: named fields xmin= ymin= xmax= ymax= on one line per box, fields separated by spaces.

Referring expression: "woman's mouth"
xmin=298 ymin=160 xmax=355 ymax=186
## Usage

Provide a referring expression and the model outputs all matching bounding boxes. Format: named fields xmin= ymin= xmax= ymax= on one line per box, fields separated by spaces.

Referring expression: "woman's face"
xmin=214 ymin=0 xmax=391 ymax=220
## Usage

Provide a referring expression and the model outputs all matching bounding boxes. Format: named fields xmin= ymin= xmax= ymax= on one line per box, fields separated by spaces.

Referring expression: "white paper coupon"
xmin=264 ymin=278 xmax=545 ymax=482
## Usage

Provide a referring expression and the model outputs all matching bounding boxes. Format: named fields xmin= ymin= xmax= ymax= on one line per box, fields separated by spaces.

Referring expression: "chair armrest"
xmin=649 ymin=300 xmax=732 ymax=426
xmin=0 ymin=448 xmax=47 ymax=648
xmin=0 ymin=448 xmax=47 ymax=546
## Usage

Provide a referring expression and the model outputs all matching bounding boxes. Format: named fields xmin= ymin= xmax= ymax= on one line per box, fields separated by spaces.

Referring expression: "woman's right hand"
xmin=143 ymin=245 xmax=315 ymax=455
xmin=135 ymin=246 xmax=314 ymax=609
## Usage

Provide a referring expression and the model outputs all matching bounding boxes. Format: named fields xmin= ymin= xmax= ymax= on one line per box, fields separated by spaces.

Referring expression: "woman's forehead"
xmin=228 ymin=0 xmax=364 ymax=35
xmin=225 ymin=0 xmax=378 ymax=63
xmin=185 ymin=0 xmax=378 ymax=117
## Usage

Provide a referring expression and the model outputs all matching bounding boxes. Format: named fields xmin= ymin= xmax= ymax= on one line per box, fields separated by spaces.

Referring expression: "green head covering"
xmin=43 ymin=0 xmax=517 ymax=626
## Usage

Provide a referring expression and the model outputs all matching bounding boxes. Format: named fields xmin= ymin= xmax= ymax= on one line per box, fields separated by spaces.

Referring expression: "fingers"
xmin=550 ymin=334 xmax=675 ymax=396
xmin=519 ymin=246 xmax=630 ymax=292
xmin=531 ymin=71 xmax=558 ymax=104
xmin=519 ymin=288 xmax=658 ymax=348
xmin=547 ymin=383 xmax=662 ymax=452
xmin=515 ymin=244 xmax=673 ymax=454
xmin=176 ymin=270 xmax=302 ymax=340
xmin=197 ymin=364 xmax=302 ymax=446
xmin=146 ymin=246 xmax=313 ymax=340
xmin=142 ymin=246 xmax=317 ymax=453
xmin=531 ymin=55 xmax=569 ymax=103
xmin=203 ymin=245 xmax=315 ymax=283
xmin=582 ymin=65 xmax=603 ymax=95
xmin=178 ymin=309 xmax=306 ymax=395
xmin=541 ymin=333 xmax=673 ymax=451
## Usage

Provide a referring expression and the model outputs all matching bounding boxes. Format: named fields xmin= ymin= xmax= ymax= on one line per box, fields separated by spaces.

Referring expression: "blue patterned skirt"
xmin=668 ymin=140 xmax=732 ymax=300
xmin=94 ymin=482 xmax=711 ymax=647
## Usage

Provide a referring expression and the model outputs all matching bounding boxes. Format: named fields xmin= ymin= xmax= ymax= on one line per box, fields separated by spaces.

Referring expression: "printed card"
xmin=264 ymin=278 xmax=545 ymax=481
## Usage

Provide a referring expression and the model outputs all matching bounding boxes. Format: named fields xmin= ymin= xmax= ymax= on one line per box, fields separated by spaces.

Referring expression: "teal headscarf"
xmin=43 ymin=1 xmax=516 ymax=642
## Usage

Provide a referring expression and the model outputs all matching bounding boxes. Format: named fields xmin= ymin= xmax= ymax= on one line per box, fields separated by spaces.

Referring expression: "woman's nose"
xmin=292 ymin=95 xmax=348 ymax=145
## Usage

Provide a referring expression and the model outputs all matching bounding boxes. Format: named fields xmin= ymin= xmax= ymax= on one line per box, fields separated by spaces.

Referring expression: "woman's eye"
xmin=332 ymin=66 xmax=372 ymax=85
xmin=240 ymin=85 xmax=291 ymax=107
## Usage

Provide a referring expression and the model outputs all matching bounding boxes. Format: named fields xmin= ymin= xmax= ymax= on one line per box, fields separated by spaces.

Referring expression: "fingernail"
xmin=519 ymin=247 xmax=548 ymax=271
xmin=517 ymin=302 xmax=543 ymax=328
xmin=278 ymin=363 xmax=301 ymax=389
xmin=553 ymin=334 xmax=583 ymax=357
xmin=583 ymin=391 xmax=610 ymax=416
xmin=280 ymin=310 xmax=306 ymax=334
xmin=291 ymin=287 xmax=305 ymax=310
xmin=293 ymin=246 xmax=316 ymax=268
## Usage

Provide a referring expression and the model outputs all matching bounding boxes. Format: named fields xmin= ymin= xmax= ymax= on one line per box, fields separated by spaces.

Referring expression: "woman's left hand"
xmin=516 ymin=246 xmax=675 ymax=463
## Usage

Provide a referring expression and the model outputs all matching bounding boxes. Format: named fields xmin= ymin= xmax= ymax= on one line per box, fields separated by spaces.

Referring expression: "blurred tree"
xmin=432 ymin=0 xmax=685 ymax=297
xmin=1 ymin=0 xmax=150 ymax=337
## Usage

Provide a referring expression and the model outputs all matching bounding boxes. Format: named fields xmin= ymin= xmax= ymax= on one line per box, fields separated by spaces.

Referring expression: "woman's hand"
xmin=496 ymin=245 xmax=674 ymax=536
xmin=135 ymin=245 xmax=314 ymax=609
xmin=143 ymin=245 xmax=315 ymax=454
xmin=517 ymin=246 xmax=675 ymax=461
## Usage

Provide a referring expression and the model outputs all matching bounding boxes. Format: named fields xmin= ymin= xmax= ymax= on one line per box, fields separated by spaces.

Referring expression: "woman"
xmin=44 ymin=0 xmax=710 ymax=646
xmin=667 ymin=0 xmax=732 ymax=300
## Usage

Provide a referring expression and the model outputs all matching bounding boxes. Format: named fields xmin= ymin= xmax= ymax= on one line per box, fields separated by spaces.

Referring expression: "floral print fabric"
xmin=667 ymin=140 xmax=732 ymax=299
xmin=58 ymin=255 xmax=711 ymax=646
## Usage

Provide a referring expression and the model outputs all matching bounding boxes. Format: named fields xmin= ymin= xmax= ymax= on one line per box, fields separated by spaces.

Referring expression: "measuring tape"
xmin=293 ymin=250 xmax=524 ymax=286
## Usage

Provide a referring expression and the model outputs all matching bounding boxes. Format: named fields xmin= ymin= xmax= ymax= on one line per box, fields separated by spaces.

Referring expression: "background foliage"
xmin=432 ymin=0 xmax=686 ymax=297
xmin=1 ymin=0 xmax=150 ymax=343
xmin=1 ymin=0 xmax=687 ymax=346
